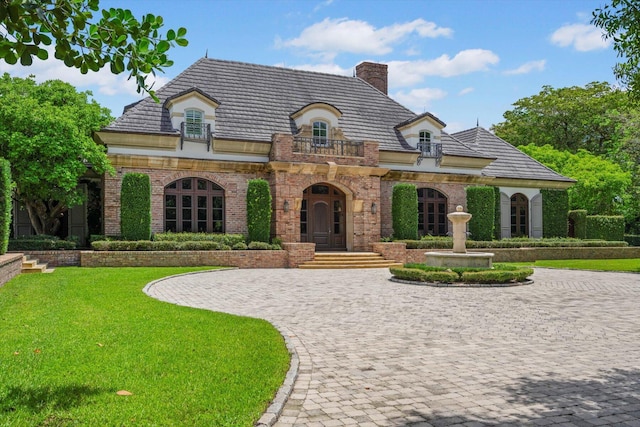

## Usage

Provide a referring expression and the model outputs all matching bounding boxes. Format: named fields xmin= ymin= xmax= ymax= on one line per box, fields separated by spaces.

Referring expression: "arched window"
xmin=312 ymin=121 xmax=329 ymax=146
xmin=418 ymin=188 xmax=448 ymax=236
xmin=510 ymin=193 xmax=529 ymax=237
xmin=164 ymin=178 xmax=224 ymax=233
xmin=185 ymin=109 xmax=204 ymax=138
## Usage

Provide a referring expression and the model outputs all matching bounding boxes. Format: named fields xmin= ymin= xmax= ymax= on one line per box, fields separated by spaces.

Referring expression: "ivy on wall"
xmin=392 ymin=183 xmax=418 ymax=240
xmin=586 ymin=215 xmax=625 ymax=241
xmin=541 ymin=189 xmax=569 ymax=238
xmin=120 ymin=173 xmax=151 ymax=241
xmin=247 ymin=179 xmax=272 ymax=243
xmin=0 ymin=159 xmax=11 ymax=254
xmin=466 ymin=186 xmax=494 ymax=241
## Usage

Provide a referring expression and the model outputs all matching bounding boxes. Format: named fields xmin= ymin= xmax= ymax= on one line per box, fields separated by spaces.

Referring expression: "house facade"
xmin=94 ymin=58 xmax=573 ymax=251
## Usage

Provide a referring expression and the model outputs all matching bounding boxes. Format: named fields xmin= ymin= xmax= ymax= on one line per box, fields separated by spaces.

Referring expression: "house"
xmin=92 ymin=58 xmax=573 ymax=251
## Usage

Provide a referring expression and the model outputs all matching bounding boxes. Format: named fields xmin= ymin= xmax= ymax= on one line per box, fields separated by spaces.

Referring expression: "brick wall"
xmin=81 ymin=250 xmax=288 ymax=268
xmin=270 ymin=134 xmax=379 ymax=167
xmin=406 ymin=247 xmax=640 ymax=263
xmin=104 ymin=167 xmax=268 ymax=236
xmin=19 ymin=250 xmax=81 ymax=267
xmin=380 ymin=180 xmax=467 ymax=238
xmin=0 ymin=253 xmax=23 ymax=287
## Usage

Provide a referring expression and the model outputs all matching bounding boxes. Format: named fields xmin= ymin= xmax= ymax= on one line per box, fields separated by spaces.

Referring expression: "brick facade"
xmin=0 ymin=253 xmax=22 ymax=287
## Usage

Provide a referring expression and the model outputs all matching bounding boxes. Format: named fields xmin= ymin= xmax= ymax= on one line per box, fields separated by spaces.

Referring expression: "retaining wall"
xmin=0 ymin=253 xmax=23 ymax=287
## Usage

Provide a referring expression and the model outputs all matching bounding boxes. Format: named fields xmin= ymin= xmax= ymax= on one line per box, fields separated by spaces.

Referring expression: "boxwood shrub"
xmin=466 ymin=186 xmax=494 ymax=241
xmin=9 ymin=235 xmax=77 ymax=250
xmin=247 ymin=179 xmax=272 ymax=243
xmin=399 ymin=237 xmax=627 ymax=249
xmin=541 ymin=189 xmax=568 ymax=238
xmin=0 ymin=159 xmax=11 ymax=255
xmin=624 ymin=234 xmax=640 ymax=246
xmin=568 ymin=210 xmax=587 ymax=239
xmin=392 ymin=183 xmax=418 ymax=240
xmin=120 ymin=173 xmax=151 ymax=241
xmin=391 ymin=263 xmax=533 ymax=284
xmin=154 ymin=232 xmax=245 ymax=246
xmin=586 ymin=215 xmax=625 ymax=241
xmin=90 ymin=238 xmax=282 ymax=251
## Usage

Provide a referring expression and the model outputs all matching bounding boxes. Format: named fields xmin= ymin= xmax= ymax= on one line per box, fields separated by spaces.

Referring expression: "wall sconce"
xmin=371 ymin=202 xmax=377 ymax=214
xmin=283 ymin=200 xmax=290 ymax=212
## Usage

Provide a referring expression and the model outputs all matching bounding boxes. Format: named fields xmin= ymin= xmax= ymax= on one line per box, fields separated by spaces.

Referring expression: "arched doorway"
xmin=301 ymin=183 xmax=346 ymax=251
xmin=164 ymin=177 xmax=224 ymax=233
xmin=510 ymin=193 xmax=529 ymax=237
xmin=417 ymin=188 xmax=448 ymax=236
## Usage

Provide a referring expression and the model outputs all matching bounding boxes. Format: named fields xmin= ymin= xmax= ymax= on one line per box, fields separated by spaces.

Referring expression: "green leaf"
xmin=177 ymin=27 xmax=187 ymax=37
xmin=167 ymin=29 xmax=175 ymax=41
xmin=157 ymin=40 xmax=170 ymax=53
xmin=36 ymin=48 xmax=48 ymax=60
xmin=175 ymin=38 xmax=188 ymax=47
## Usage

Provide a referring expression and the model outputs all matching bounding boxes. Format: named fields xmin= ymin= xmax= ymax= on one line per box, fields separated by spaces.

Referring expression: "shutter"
xmin=531 ymin=193 xmax=543 ymax=238
xmin=500 ymin=192 xmax=510 ymax=239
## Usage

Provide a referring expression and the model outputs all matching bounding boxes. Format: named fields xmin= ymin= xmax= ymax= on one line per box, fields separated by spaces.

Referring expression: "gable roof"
xmin=105 ymin=57 xmax=420 ymax=150
xmin=452 ymin=127 xmax=574 ymax=182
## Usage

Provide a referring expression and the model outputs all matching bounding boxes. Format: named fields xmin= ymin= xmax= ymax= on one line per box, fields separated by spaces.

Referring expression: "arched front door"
xmin=510 ymin=193 xmax=529 ymax=237
xmin=417 ymin=188 xmax=448 ymax=237
xmin=301 ymin=184 xmax=346 ymax=251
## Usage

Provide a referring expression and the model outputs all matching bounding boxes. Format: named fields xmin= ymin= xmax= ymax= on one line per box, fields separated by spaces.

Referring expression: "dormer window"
xmin=313 ymin=121 xmax=329 ymax=146
xmin=418 ymin=130 xmax=431 ymax=154
xmin=185 ymin=109 xmax=204 ymax=138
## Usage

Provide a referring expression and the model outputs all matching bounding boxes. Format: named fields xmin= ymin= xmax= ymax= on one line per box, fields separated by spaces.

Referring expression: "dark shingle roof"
xmin=452 ymin=127 xmax=574 ymax=182
xmin=105 ymin=58 xmax=419 ymax=150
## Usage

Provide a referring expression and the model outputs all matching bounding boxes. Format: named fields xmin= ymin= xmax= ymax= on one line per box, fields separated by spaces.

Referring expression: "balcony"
xmin=417 ymin=142 xmax=442 ymax=165
xmin=293 ymin=136 xmax=364 ymax=157
xmin=180 ymin=122 xmax=212 ymax=151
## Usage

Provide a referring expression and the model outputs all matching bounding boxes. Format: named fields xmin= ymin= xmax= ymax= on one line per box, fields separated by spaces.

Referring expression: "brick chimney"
xmin=356 ymin=62 xmax=388 ymax=95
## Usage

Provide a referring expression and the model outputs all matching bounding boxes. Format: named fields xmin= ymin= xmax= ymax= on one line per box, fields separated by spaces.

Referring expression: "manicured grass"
xmin=534 ymin=258 xmax=640 ymax=272
xmin=0 ymin=267 xmax=290 ymax=426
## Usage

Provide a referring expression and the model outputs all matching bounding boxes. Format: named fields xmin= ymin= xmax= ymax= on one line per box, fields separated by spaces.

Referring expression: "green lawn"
xmin=533 ymin=258 xmax=640 ymax=272
xmin=0 ymin=267 xmax=290 ymax=426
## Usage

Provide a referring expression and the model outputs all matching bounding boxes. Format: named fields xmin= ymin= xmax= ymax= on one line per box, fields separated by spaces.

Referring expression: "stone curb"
xmin=389 ymin=277 xmax=534 ymax=287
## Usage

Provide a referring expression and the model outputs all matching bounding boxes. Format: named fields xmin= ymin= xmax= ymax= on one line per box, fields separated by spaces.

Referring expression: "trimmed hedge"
xmin=392 ymin=183 xmax=418 ymax=240
xmin=399 ymin=237 xmax=628 ymax=249
xmin=391 ymin=263 xmax=534 ymax=284
xmin=568 ymin=210 xmax=587 ymax=239
xmin=586 ymin=215 xmax=625 ymax=241
xmin=625 ymin=234 xmax=640 ymax=246
xmin=154 ymin=232 xmax=245 ymax=246
xmin=493 ymin=187 xmax=501 ymax=240
xmin=0 ymin=159 xmax=11 ymax=255
xmin=541 ymin=189 xmax=568 ymax=238
xmin=247 ymin=179 xmax=272 ymax=243
xmin=466 ymin=186 xmax=494 ymax=241
xmin=120 ymin=173 xmax=151 ymax=241
xmin=91 ymin=240 xmax=282 ymax=251
xmin=8 ymin=235 xmax=77 ymax=250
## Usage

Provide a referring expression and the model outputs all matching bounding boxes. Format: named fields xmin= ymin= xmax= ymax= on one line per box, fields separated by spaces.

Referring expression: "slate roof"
xmin=452 ymin=127 xmax=574 ymax=182
xmin=105 ymin=57 xmax=420 ymax=150
xmin=104 ymin=57 xmax=571 ymax=183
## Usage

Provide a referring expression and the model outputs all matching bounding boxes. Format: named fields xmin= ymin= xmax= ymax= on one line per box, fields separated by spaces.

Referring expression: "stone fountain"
xmin=424 ymin=205 xmax=494 ymax=268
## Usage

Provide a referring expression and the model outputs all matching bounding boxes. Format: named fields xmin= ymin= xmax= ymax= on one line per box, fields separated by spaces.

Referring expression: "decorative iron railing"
xmin=180 ymin=122 xmax=212 ymax=151
xmin=417 ymin=142 xmax=443 ymax=165
xmin=293 ymin=137 xmax=364 ymax=157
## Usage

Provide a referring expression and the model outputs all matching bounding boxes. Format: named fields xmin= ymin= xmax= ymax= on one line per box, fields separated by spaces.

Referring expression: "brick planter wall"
xmin=16 ymin=250 xmax=82 ymax=267
xmin=282 ymin=242 xmax=316 ymax=268
xmin=372 ymin=242 xmax=407 ymax=263
xmin=81 ymin=250 xmax=288 ymax=268
xmin=0 ymin=253 xmax=22 ymax=287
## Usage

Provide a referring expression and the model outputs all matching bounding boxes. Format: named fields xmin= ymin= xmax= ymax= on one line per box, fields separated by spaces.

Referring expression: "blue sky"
xmin=0 ymin=0 xmax=620 ymax=132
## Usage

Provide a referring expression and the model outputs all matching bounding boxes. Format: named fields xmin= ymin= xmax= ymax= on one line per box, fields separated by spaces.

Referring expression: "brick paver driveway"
xmin=146 ymin=268 xmax=640 ymax=426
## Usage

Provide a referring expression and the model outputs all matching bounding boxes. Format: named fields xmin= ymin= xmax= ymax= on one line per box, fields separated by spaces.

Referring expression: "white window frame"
xmin=185 ymin=109 xmax=204 ymax=138
xmin=312 ymin=120 xmax=329 ymax=146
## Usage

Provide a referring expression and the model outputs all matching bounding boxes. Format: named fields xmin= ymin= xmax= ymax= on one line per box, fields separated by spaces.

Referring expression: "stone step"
xmin=299 ymin=252 xmax=402 ymax=269
xmin=21 ymin=256 xmax=54 ymax=274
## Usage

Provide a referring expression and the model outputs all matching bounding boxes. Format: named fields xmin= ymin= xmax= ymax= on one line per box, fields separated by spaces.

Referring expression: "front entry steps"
xmin=21 ymin=256 xmax=54 ymax=274
xmin=299 ymin=252 xmax=403 ymax=269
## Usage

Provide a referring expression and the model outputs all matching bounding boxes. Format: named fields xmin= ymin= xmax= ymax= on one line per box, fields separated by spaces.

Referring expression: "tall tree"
xmin=0 ymin=73 xmax=114 ymax=235
xmin=592 ymin=0 xmax=640 ymax=99
xmin=0 ymin=0 xmax=188 ymax=97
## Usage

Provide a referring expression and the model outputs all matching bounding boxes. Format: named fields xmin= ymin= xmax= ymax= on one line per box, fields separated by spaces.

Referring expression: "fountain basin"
xmin=425 ymin=251 xmax=494 ymax=268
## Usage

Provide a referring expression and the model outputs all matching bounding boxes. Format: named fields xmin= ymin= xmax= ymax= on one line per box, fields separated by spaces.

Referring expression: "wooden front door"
xmin=301 ymin=184 xmax=346 ymax=251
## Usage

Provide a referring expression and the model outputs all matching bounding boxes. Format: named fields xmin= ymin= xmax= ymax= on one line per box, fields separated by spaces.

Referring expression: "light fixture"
xmin=283 ymin=200 xmax=290 ymax=212
xmin=371 ymin=202 xmax=377 ymax=214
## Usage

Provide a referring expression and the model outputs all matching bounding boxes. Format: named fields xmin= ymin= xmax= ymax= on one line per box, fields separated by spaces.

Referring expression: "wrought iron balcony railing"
xmin=416 ymin=142 xmax=443 ymax=165
xmin=293 ymin=136 xmax=364 ymax=157
xmin=180 ymin=122 xmax=212 ymax=151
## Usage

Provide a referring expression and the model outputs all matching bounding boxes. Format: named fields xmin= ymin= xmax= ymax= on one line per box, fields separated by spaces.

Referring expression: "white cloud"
xmin=550 ymin=24 xmax=611 ymax=52
xmin=279 ymin=18 xmax=452 ymax=59
xmin=387 ymin=49 xmax=500 ymax=87
xmin=0 ymin=47 xmax=169 ymax=97
xmin=458 ymin=87 xmax=474 ymax=96
xmin=391 ymin=87 xmax=447 ymax=113
xmin=276 ymin=62 xmax=352 ymax=76
xmin=504 ymin=59 xmax=546 ymax=75
xmin=313 ymin=0 xmax=334 ymax=12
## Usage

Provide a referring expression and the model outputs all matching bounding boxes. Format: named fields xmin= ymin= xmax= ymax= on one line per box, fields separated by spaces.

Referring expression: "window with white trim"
xmin=185 ymin=109 xmax=204 ymax=138
xmin=418 ymin=130 xmax=431 ymax=154
xmin=312 ymin=121 xmax=329 ymax=146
